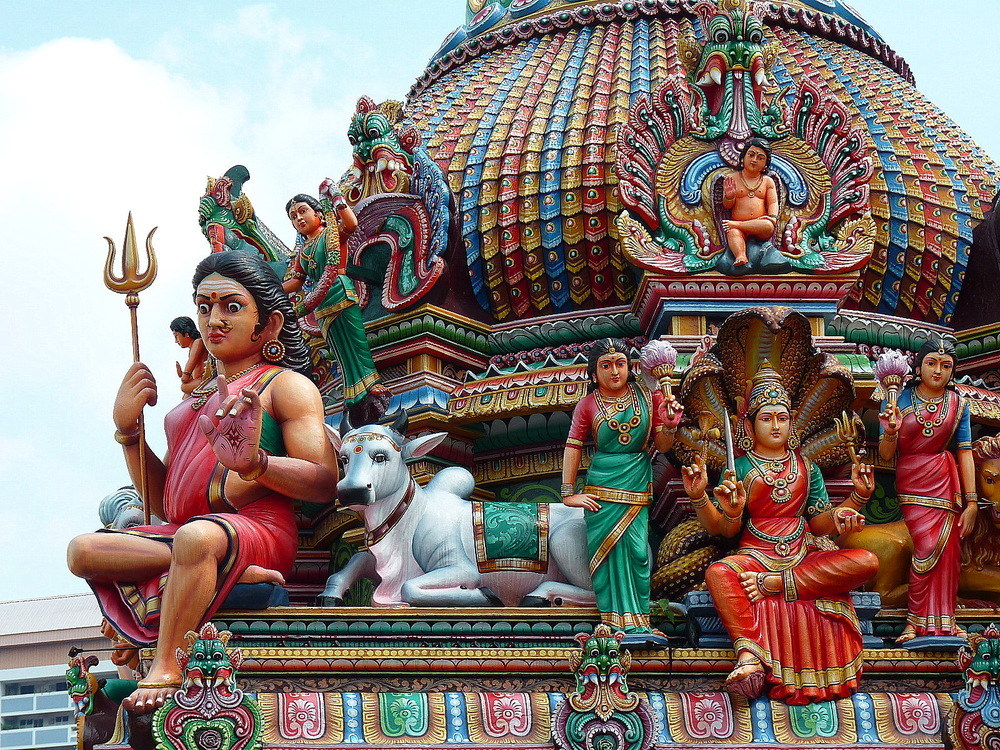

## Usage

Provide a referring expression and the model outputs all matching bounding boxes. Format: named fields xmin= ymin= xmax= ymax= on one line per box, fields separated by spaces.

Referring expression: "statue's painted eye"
xmin=748 ymin=29 xmax=763 ymax=43
xmin=608 ymin=649 xmax=618 ymax=659
xmin=590 ymin=648 xmax=600 ymax=657
xmin=714 ymin=29 xmax=729 ymax=43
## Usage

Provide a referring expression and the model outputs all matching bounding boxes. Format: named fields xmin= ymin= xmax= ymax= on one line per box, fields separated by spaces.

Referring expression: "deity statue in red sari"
xmin=682 ymin=361 xmax=878 ymax=704
xmin=68 ymin=251 xmax=339 ymax=713
xmin=878 ymin=338 xmax=977 ymax=643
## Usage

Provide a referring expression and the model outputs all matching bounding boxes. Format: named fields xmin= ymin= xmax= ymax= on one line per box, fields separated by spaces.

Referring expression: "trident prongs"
xmin=103 ymin=212 xmax=158 ymax=302
xmin=834 ymin=410 xmax=866 ymax=463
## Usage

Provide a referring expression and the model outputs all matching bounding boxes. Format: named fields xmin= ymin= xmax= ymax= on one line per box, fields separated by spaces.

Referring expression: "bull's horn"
xmin=391 ymin=411 xmax=409 ymax=436
xmin=340 ymin=410 xmax=354 ymax=435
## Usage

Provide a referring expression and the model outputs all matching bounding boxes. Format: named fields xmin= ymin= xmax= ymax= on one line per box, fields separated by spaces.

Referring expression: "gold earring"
xmin=262 ymin=339 xmax=285 ymax=363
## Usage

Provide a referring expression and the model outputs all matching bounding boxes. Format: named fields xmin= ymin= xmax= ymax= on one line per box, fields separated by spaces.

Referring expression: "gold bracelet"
xmin=560 ymin=483 xmax=574 ymax=498
xmin=689 ymin=493 xmax=710 ymax=509
xmin=883 ymin=433 xmax=898 ymax=442
xmin=239 ymin=451 xmax=268 ymax=481
xmin=845 ymin=491 xmax=867 ymax=507
xmin=114 ymin=427 xmax=141 ymax=446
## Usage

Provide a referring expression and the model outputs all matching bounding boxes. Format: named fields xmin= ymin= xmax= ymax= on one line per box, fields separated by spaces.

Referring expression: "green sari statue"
xmin=561 ymin=339 xmax=681 ymax=646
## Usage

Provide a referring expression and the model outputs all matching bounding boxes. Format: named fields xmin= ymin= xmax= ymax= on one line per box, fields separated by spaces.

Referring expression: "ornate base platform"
xmin=94 ymin=691 xmax=951 ymax=749
xmin=85 ymin=609 xmax=1000 ymax=749
xmin=203 ymin=607 xmax=969 ymax=695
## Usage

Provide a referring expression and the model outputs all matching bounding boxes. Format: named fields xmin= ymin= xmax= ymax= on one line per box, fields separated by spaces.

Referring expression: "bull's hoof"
xmin=480 ymin=587 xmax=503 ymax=607
xmin=316 ymin=595 xmax=345 ymax=607
xmin=519 ymin=595 xmax=551 ymax=607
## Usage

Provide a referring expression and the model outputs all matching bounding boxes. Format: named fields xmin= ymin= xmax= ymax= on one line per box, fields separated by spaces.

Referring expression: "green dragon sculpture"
xmin=949 ymin=623 xmax=1000 ymax=750
xmin=553 ymin=624 xmax=657 ymax=750
xmin=615 ymin=0 xmax=875 ymax=276
xmin=152 ymin=622 xmax=263 ymax=750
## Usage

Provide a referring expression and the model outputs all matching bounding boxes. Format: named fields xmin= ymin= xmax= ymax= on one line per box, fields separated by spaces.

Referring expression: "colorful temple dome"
xmin=405 ymin=0 xmax=998 ymax=326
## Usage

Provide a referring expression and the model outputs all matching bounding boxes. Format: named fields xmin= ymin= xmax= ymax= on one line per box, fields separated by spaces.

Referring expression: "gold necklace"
xmin=748 ymin=450 xmax=799 ymax=503
xmin=596 ymin=385 xmax=643 ymax=446
xmin=190 ymin=362 xmax=265 ymax=410
xmin=739 ymin=171 xmax=765 ymax=198
xmin=912 ymin=389 xmax=949 ymax=437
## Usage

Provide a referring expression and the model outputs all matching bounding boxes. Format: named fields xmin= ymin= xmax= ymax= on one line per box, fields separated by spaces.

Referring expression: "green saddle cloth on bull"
xmin=472 ymin=502 xmax=550 ymax=573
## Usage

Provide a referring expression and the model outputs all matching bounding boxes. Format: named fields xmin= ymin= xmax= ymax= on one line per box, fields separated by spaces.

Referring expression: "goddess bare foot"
xmin=724 ymin=653 xmax=765 ymax=699
xmin=725 ymin=654 xmax=764 ymax=684
xmin=739 ymin=571 xmax=781 ymax=603
xmin=122 ymin=675 xmax=181 ymax=714
xmin=237 ymin=565 xmax=285 ymax=585
xmin=895 ymin=624 xmax=916 ymax=643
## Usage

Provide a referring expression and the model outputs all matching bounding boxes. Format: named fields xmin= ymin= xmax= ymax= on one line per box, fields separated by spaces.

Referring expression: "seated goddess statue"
xmin=682 ymin=362 xmax=879 ymax=704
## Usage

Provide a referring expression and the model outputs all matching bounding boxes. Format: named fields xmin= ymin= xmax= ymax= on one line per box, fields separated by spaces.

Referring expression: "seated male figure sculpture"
xmin=722 ymin=138 xmax=778 ymax=267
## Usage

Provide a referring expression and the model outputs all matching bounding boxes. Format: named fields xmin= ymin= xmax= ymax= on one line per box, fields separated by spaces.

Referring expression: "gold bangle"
xmin=883 ymin=433 xmax=898 ymax=442
xmin=846 ymin=491 xmax=867 ymax=507
xmin=689 ymin=493 xmax=710 ymax=509
xmin=239 ymin=451 xmax=268 ymax=481
xmin=114 ymin=427 xmax=141 ymax=446
xmin=721 ymin=511 xmax=742 ymax=523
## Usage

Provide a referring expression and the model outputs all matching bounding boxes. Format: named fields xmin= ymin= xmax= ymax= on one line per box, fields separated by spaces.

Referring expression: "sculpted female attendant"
xmin=283 ymin=190 xmax=388 ymax=423
xmin=879 ymin=339 xmax=976 ymax=643
xmin=67 ymin=251 xmax=339 ymax=713
xmin=682 ymin=362 xmax=878 ymax=703
xmin=560 ymin=338 xmax=682 ymax=646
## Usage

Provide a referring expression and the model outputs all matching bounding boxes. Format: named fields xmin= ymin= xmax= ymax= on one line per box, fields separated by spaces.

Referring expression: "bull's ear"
xmin=402 ymin=432 xmax=448 ymax=461
xmin=325 ymin=424 xmax=342 ymax=453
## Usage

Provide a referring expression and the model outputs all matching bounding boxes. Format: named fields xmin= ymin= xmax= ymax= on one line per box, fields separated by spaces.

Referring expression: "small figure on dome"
xmin=68 ymin=251 xmax=339 ymax=714
xmin=283 ymin=188 xmax=390 ymax=424
xmin=681 ymin=361 xmax=878 ymax=704
xmin=560 ymin=338 xmax=682 ymax=647
xmin=879 ymin=338 xmax=976 ymax=644
xmin=720 ymin=138 xmax=779 ymax=270
xmin=170 ymin=316 xmax=209 ymax=396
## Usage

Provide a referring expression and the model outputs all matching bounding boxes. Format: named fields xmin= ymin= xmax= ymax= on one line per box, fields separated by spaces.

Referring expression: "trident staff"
xmin=103 ymin=213 xmax=157 ymax=524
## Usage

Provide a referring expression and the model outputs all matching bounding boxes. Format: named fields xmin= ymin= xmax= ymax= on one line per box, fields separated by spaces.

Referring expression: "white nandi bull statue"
xmin=318 ymin=415 xmax=595 ymax=607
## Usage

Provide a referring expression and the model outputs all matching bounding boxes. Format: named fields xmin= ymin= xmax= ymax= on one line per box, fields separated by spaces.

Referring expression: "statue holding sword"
xmin=680 ymin=361 xmax=879 ymax=704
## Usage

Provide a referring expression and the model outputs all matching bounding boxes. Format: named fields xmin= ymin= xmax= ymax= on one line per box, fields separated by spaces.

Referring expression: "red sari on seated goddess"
xmin=685 ymin=362 xmax=878 ymax=704
xmin=90 ymin=364 xmax=298 ymax=645
xmin=706 ymin=449 xmax=877 ymax=703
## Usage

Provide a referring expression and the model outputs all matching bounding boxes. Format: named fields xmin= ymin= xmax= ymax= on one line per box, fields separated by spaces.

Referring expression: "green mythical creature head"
xmin=175 ymin=622 xmax=243 ymax=698
xmin=678 ymin=0 xmax=786 ymax=142
xmin=567 ymin=624 xmax=640 ymax=721
xmin=956 ymin=623 xmax=1000 ymax=720
xmin=66 ymin=653 xmax=101 ymax=717
xmin=198 ymin=165 xmax=291 ymax=266
xmin=343 ymin=97 xmax=420 ymax=204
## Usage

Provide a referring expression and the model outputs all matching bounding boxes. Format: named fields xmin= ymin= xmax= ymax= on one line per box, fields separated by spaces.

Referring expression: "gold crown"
xmin=746 ymin=360 xmax=791 ymax=415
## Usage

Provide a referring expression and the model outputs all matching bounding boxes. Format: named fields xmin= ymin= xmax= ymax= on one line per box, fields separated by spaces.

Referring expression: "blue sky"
xmin=0 ymin=1 xmax=997 ymax=603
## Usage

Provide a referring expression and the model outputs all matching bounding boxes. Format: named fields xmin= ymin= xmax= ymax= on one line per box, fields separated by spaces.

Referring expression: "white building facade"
xmin=0 ymin=595 xmax=116 ymax=750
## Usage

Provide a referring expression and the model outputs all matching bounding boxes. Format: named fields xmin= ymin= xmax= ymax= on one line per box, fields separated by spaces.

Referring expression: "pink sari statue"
xmin=879 ymin=339 xmax=976 ymax=643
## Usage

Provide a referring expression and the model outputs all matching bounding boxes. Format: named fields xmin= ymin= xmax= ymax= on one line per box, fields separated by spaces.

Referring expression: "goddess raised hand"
xmin=198 ymin=377 xmax=265 ymax=478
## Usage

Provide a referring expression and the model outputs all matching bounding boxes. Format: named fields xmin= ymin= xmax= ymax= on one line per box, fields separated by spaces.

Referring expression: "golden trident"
xmin=104 ymin=213 xmax=158 ymax=524
xmin=834 ymin=410 xmax=866 ymax=464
